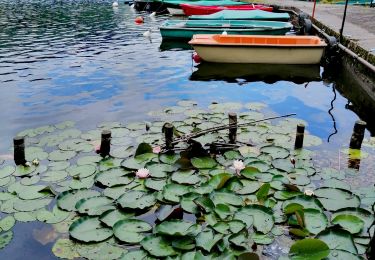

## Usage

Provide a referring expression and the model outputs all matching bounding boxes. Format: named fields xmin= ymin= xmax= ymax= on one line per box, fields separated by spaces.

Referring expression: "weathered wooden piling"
xmin=13 ymin=136 xmax=26 ymax=165
xmin=294 ymin=124 xmax=305 ymax=149
xmin=100 ymin=130 xmax=111 ymax=157
xmin=164 ymin=123 xmax=174 ymax=150
xmin=349 ymin=120 xmax=367 ymax=149
xmin=228 ymin=112 xmax=237 ymax=144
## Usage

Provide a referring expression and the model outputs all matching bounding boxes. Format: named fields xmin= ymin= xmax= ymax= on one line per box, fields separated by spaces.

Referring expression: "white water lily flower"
xmin=136 ymin=168 xmax=150 ymax=179
xmin=232 ymin=160 xmax=245 ymax=176
xmin=304 ymin=189 xmax=314 ymax=196
xmin=32 ymin=158 xmax=40 ymax=166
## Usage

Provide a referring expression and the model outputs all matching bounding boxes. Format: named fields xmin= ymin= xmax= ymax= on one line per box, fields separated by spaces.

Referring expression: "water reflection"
xmin=190 ymin=63 xmax=321 ymax=84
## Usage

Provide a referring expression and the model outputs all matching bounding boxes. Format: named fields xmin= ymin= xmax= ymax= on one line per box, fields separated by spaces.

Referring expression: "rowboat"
xmin=160 ymin=20 xmax=293 ymax=40
xmin=189 ymin=34 xmax=327 ymax=64
xmin=189 ymin=10 xmax=290 ymax=21
xmin=190 ymin=63 xmax=321 ymax=84
xmin=164 ymin=0 xmax=249 ymax=15
xmin=180 ymin=3 xmax=273 ymax=16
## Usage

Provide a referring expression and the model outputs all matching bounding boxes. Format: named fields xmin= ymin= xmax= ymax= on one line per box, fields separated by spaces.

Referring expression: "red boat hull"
xmin=180 ymin=4 xmax=273 ymax=16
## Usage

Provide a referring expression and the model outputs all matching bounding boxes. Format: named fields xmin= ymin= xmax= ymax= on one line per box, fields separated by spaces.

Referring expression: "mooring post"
xmin=100 ymin=130 xmax=111 ymax=157
xmin=13 ymin=136 xmax=26 ymax=165
xmin=228 ymin=112 xmax=237 ymax=144
xmin=164 ymin=123 xmax=174 ymax=150
xmin=349 ymin=120 xmax=367 ymax=149
xmin=294 ymin=124 xmax=305 ymax=149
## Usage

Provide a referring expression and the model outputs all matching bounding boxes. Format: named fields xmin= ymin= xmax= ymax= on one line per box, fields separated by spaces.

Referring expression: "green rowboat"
xmin=189 ymin=10 xmax=290 ymax=21
xmin=160 ymin=20 xmax=293 ymax=40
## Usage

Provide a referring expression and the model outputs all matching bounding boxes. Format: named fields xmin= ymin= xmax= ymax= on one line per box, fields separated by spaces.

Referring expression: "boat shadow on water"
xmin=189 ymin=63 xmax=321 ymax=84
xmin=159 ymin=39 xmax=193 ymax=51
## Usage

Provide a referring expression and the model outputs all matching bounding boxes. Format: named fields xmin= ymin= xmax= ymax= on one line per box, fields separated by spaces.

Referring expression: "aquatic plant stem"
xmin=161 ymin=113 xmax=296 ymax=150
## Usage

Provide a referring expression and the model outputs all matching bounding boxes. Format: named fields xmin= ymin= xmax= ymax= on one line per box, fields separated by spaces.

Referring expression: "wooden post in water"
xmin=100 ymin=130 xmax=111 ymax=157
xmin=228 ymin=112 xmax=237 ymax=144
xmin=13 ymin=136 xmax=26 ymax=165
xmin=164 ymin=123 xmax=174 ymax=150
xmin=294 ymin=124 xmax=305 ymax=149
xmin=349 ymin=120 xmax=367 ymax=149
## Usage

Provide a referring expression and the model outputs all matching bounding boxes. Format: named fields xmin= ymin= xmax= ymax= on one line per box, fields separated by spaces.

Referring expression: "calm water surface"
xmin=0 ymin=1 xmax=374 ymax=258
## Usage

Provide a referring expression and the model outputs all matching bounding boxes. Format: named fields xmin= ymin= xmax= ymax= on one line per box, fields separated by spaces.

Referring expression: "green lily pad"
xmin=208 ymin=173 xmax=232 ymax=190
xmin=172 ymin=170 xmax=200 ymax=185
xmin=289 ymin=238 xmax=329 ymax=260
xmin=57 ymin=189 xmax=100 ymax=211
xmin=163 ymin=183 xmax=190 ymax=203
xmin=260 ymin=146 xmax=289 ymax=159
xmin=251 ymin=233 xmax=274 ymax=245
xmin=14 ymin=212 xmax=36 ymax=222
xmin=0 ymin=165 xmax=15 ymax=179
xmin=210 ymin=191 xmax=243 ymax=207
xmin=229 ymin=230 xmax=250 ymax=249
xmin=181 ymin=193 xmax=200 ymax=214
xmin=196 ymin=228 xmax=223 ymax=252
xmin=113 ymin=219 xmax=152 ymax=243
xmin=117 ymin=190 xmax=156 ymax=210
xmin=41 ymin=170 xmax=68 ymax=182
xmin=331 ymin=207 xmax=374 ymax=237
xmin=283 ymin=195 xmax=324 ymax=212
xmin=240 ymin=166 xmax=261 ymax=179
xmin=144 ymin=178 xmax=167 ymax=191
xmin=304 ymin=209 xmax=328 ymax=235
xmin=235 ymin=205 xmax=274 ymax=234
xmin=14 ymin=198 xmax=51 ymax=212
xmin=119 ymin=250 xmax=148 ymax=260
xmin=77 ymin=155 xmax=101 ymax=166
xmin=156 ymin=220 xmax=198 ymax=236
xmin=52 ymin=238 xmax=79 ymax=259
xmin=214 ymin=204 xmax=232 ymax=220
xmin=172 ymin=237 xmax=196 ymax=250
xmin=191 ymin=157 xmax=217 ymax=169
xmin=331 ymin=214 xmax=364 ymax=234
xmin=69 ymin=216 xmax=113 ymax=243
xmin=48 ymin=150 xmax=76 ymax=161
xmin=17 ymin=185 xmax=53 ymax=200
xmin=159 ymin=153 xmax=180 ymax=165
xmin=147 ymin=163 xmax=175 ymax=178
xmin=13 ymin=165 xmax=36 ymax=177
xmin=326 ymin=250 xmax=362 ymax=260
xmin=0 ymin=231 xmax=13 ymax=250
xmin=314 ymin=188 xmax=360 ymax=211
xmin=75 ymin=196 xmax=115 ymax=216
xmin=67 ymin=165 xmax=97 ymax=179
xmin=317 ymin=228 xmax=357 ymax=254
xmin=99 ymin=209 xmax=134 ymax=227
xmin=236 ymin=179 xmax=260 ymax=195
xmin=0 ymin=215 xmax=15 ymax=231
xmin=95 ymin=168 xmax=132 ymax=187
xmin=141 ymin=235 xmax=177 ymax=257
xmin=77 ymin=241 xmax=125 ymax=260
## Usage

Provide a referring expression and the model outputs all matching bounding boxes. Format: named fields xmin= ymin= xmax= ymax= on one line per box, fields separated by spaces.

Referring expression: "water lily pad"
xmin=260 ymin=146 xmax=289 ymax=159
xmin=163 ymin=184 xmax=190 ymax=203
xmin=99 ymin=209 xmax=134 ymax=227
xmin=77 ymin=242 xmax=125 ymax=260
xmin=48 ymin=161 xmax=70 ymax=171
xmin=77 ymin=155 xmax=101 ymax=166
xmin=0 ymin=215 xmax=15 ymax=231
xmin=314 ymin=188 xmax=360 ymax=211
xmin=95 ymin=168 xmax=132 ymax=187
xmin=316 ymin=227 xmax=357 ymax=254
xmin=172 ymin=170 xmax=200 ymax=185
xmin=196 ymin=228 xmax=223 ymax=252
xmin=48 ymin=150 xmax=76 ymax=161
xmin=274 ymin=190 xmax=302 ymax=200
xmin=181 ymin=193 xmax=200 ymax=214
xmin=13 ymin=165 xmax=36 ymax=177
xmin=14 ymin=211 xmax=36 ymax=222
xmin=114 ymin=219 xmax=152 ymax=243
xmin=208 ymin=173 xmax=232 ymax=190
xmin=331 ymin=214 xmax=364 ymax=234
xmin=283 ymin=195 xmax=323 ymax=212
xmin=191 ymin=157 xmax=217 ymax=169
xmin=331 ymin=208 xmax=374 ymax=237
xmin=210 ymin=191 xmax=243 ymax=207
xmin=229 ymin=230 xmax=250 ymax=249
xmin=0 ymin=165 xmax=15 ymax=179
xmin=117 ymin=190 xmax=156 ymax=210
xmin=251 ymin=233 xmax=274 ymax=245
xmin=52 ymin=238 xmax=79 ymax=259
xmin=289 ymin=238 xmax=329 ymax=260
xmin=69 ymin=216 xmax=113 ymax=242
xmin=304 ymin=209 xmax=328 ymax=235
xmin=326 ymin=250 xmax=362 ymax=260
xmin=67 ymin=165 xmax=97 ymax=179
xmin=42 ymin=170 xmax=68 ymax=182
xmin=141 ymin=235 xmax=177 ymax=257
xmin=159 ymin=153 xmax=180 ymax=165
xmin=17 ymin=185 xmax=53 ymax=200
xmin=14 ymin=198 xmax=51 ymax=212
xmin=76 ymin=196 xmax=115 ymax=216
xmin=156 ymin=220 xmax=198 ymax=236
xmin=0 ymin=231 xmax=13 ymax=250
xmin=235 ymin=205 xmax=274 ymax=234
xmin=144 ymin=178 xmax=167 ymax=191
xmin=57 ymin=189 xmax=100 ymax=211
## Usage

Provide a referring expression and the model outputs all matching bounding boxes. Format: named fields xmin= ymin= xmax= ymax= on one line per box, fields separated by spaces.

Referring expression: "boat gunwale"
xmin=188 ymin=43 xmax=327 ymax=48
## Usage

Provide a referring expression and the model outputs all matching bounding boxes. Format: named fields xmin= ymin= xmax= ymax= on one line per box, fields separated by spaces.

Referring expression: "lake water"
xmin=0 ymin=0 xmax=374 ymax=258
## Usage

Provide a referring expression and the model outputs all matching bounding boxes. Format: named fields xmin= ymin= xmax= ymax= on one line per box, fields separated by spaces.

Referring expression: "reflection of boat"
xmin=190 ymin=63 xmax=321 ymax=84
xmin=159 ymin=40 xmax=193 ymax=51
xmin=189 ymin=34 xmax=327 ymax=64
xmin=189 ymin=10 xmax=290 ymax=21
xmin=181 ymin=3 xmax=273 ymax=16
xmin=165 ymin=0 xmax=247 ymax=15
xmin=160 ymin=20 xmax=293 ymax=40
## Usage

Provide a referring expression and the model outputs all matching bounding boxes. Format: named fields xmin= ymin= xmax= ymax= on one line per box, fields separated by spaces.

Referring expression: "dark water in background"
xmin=0 ymin=1 xmax=374 ymax=258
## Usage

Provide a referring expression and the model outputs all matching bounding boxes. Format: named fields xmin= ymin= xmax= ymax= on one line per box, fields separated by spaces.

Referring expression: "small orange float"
xmin=135 ymin=16 xmax=144 ymax=24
